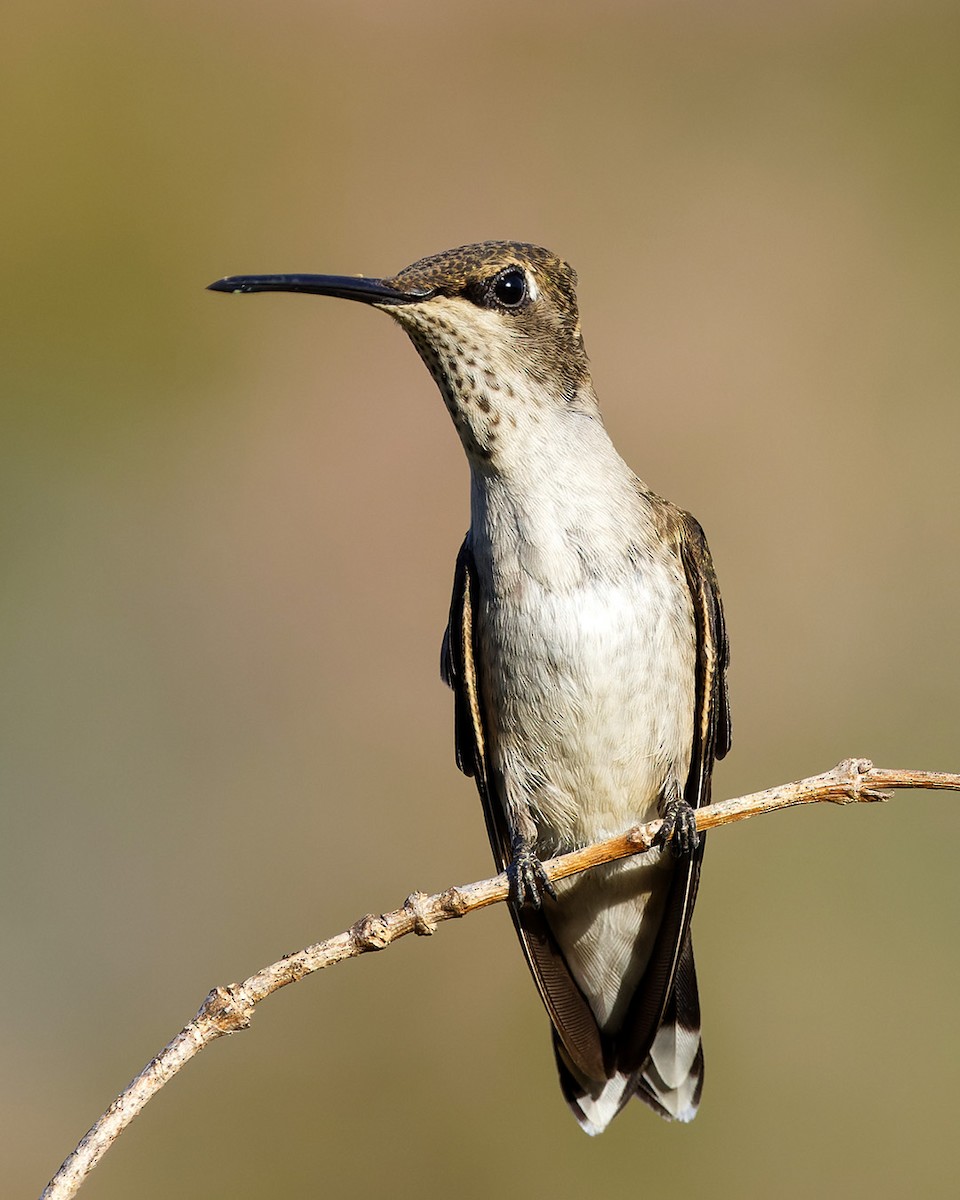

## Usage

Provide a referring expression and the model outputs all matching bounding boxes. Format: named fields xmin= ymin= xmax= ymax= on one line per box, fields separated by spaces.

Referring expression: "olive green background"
xmin=3 ymin=2 xmax=958 ymax=1197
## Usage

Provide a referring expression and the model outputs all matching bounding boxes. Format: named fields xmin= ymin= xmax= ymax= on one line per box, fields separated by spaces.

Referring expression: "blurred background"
xmin=3 ymin=2 xmax=958 ymax=1197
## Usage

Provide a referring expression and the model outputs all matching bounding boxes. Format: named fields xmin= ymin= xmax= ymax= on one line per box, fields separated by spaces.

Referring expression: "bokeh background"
xmin=4 ymin=2 xmax=958 ymax=1197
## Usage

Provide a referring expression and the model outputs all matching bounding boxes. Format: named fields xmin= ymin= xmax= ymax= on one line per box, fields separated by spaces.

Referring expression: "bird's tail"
xmin=554 ymin=935 xmax=704 ymax=1134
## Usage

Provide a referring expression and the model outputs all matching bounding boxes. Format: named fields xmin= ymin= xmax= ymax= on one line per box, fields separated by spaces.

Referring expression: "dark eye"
xmin=492 ymin=268 xmax=527 ymax=308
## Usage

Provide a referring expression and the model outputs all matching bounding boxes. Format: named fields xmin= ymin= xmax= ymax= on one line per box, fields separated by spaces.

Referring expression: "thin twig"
xmin=41 ymin=759 xmax=958 ymax=1200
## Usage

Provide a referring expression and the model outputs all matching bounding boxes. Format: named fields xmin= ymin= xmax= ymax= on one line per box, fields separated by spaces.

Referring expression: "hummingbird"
xmin=209 ymin=242 xmax=731 ymax=1133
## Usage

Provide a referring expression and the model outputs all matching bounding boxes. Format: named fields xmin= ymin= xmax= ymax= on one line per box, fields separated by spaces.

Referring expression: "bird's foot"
xmin=507 ymin=837 xmax=557 ymax=909
xmin=658 ymin=795 xmax=700 ymax=858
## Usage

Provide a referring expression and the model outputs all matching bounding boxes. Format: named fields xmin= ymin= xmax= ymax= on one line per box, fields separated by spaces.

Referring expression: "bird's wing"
xmin=678 ymin=508 xmax=732 ymax=780
xmin=442 ymin=537 xmax=607 ymax=1082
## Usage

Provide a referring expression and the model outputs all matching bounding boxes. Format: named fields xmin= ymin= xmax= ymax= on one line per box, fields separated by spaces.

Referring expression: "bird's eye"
xmin=492 ymin=268 xmax=528 ymax=309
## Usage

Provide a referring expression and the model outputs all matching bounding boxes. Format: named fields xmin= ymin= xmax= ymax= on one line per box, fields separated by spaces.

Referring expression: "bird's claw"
xmin=507 ymin=842 xmax=557 ymax=908
xmin=658 ymin=796 xmax=700 ymax=858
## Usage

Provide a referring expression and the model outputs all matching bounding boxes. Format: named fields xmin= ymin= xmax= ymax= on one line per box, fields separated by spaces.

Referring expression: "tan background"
xmin=3 ymin=2 xmax=958 ymax=1197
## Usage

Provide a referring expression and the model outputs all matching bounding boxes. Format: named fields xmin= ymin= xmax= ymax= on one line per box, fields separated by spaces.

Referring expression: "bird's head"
xmin=209 ymin=241 xmax=597 ymax=469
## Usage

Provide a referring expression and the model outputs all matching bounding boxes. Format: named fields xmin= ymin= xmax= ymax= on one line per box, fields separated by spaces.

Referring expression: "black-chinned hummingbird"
xmin=209 ymin=242 xmax=731 ymax=1132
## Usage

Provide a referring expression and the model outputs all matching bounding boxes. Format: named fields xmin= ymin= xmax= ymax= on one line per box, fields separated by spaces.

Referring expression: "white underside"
xmin=465 ymin=407 xmax=699 ymax=1107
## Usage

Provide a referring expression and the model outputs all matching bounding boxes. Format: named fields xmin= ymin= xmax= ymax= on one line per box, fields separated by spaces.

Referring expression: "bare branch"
xmin=41 ymin=759 xmax=958 ymax=1200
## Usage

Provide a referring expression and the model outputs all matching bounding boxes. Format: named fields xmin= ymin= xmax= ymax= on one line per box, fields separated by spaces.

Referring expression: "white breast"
xmin=481 ymin=565 xmax=694 ymax=851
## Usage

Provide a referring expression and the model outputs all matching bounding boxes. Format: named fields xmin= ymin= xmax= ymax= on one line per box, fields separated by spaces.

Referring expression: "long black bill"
xmin=206 ymin=273 xmax=431 ymax=306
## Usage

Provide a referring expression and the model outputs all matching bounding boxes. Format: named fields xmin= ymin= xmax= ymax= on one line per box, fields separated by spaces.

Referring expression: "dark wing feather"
xmin=442 ymin=537 xmax=606 ymax=1082
xmin=678 ymin=510 xmax=732 ymax=788
xmin=440 ymin=540 xmax=487 ymax=786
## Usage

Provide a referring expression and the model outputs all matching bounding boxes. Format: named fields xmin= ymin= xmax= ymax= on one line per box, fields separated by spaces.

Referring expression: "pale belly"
xmin=478 ymin=568 xmax=696 ymax=1030
xmin=479 ymin=571 xmax=695 ymax=851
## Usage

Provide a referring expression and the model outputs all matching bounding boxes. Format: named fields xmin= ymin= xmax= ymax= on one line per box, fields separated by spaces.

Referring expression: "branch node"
xmin=197 ymin=985 xmax=253 ymax=1034
xmin=352 ymin=914 xmax=390 ymax=952
xmin=439 ymin=887 xmax=470 ymax=917
xmin=627 ymin=820 xmax=660 ymax=850
xmin=403 ymin=891 xmax=438 ymax=936
xmin=833 ymin=758 xmax=887 ymax=805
